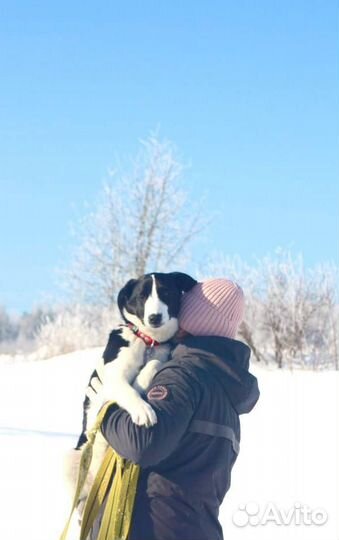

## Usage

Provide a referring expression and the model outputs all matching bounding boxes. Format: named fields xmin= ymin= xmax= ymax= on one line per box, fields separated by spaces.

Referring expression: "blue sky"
xmin=1 ymin=1 xmax=338 ymax=312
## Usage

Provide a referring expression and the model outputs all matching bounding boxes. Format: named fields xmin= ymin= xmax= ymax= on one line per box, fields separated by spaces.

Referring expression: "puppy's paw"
xmin=130 ymin=400 xmax=157 ymax=427
xmin=133 ymin=359 xmax=162 ymax=394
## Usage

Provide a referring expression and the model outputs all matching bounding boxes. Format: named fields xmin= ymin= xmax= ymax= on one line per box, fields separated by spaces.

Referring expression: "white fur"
xmin=133 ymin=360 xmax=161 ymax=394
xmin=101 ymin=337 xmax=157 ymax=425
xmin=87 ymin=315 xmax=175 ymax=431
xmin=88 ymin=332 xmax=157 ymax=428
xmin=125 ymin=310 xmax=178 ymax=342
xmin=133 ymin=344 xmax=170 ymax=393
xmin=144 ymin=274 xmax=169 ymax=325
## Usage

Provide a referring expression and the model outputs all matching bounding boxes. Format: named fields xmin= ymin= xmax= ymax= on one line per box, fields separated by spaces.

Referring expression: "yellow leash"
xmin=60 ymin=402 xmax=140 ymax=540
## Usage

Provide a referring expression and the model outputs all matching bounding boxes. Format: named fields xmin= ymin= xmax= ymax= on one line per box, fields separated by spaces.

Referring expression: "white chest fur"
xmin=91 ymin=328 xmax=170 ymax=428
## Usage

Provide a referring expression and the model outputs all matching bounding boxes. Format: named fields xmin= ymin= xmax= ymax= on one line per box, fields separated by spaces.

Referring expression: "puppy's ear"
xmin=117 ymin=278 xmax=137 ymax=312
xmin=170 ymin=272 xmax=197 ymax=293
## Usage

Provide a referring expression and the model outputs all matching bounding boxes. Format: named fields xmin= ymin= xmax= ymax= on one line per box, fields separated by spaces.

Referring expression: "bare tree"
xmin=63 ymin=135 xmax=207 ymax=305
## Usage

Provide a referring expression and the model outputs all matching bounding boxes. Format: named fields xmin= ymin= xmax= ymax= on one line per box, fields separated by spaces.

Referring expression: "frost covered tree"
xmin=203 ymin=250 xmax=339 ymax=370
xmin=18 ymin=308 xmax=52 ymax=341
xmin=63 ymin=135 xmax=206 ymax=306
xmin=319 ymin=265 xmax=339 ymax=370
xmin=0 ymin=306 xmax=18 ymax=343
xmin=34 ymin=304 xmax=118 ymax=359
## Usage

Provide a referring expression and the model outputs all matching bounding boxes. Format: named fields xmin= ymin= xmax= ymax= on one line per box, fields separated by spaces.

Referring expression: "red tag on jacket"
xmin=147 ymin=385 xmax=168 ymax=401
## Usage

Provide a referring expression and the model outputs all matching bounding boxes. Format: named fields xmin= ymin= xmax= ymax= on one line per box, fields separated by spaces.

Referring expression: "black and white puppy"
xmin=66 ymin=271 xmax=196 ymax=516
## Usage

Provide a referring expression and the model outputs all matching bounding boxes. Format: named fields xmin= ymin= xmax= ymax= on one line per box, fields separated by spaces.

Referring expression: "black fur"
xmin=88 ymin=369 xmax=103 ymax=390
xmin=118 ymin=272 xmax=197 ymax=325
xmin=103 ymin=329 xmax=129 ymax=365
xmin=75 ymin=394 xmax=91 ymax=449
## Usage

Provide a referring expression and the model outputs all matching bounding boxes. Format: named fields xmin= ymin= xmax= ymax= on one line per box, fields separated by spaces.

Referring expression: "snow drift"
xmin=0 ymin=349 xmax=337 ymax=540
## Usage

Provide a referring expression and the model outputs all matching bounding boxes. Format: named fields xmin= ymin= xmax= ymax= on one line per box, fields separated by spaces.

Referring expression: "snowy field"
xmin=0 ymin=349 xmax=338 ymax=540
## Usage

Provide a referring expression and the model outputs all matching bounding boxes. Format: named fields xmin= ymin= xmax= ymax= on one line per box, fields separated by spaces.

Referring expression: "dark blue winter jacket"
xmin=92 ymin=335 xmax=259 ymax=540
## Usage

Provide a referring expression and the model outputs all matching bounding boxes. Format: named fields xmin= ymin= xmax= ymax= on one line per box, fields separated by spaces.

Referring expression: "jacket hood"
xmin=171 ymin=335 xmax=260 ymax=414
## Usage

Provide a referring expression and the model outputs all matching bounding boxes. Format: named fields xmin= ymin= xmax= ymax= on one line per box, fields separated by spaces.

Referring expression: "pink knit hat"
xmin=178 ymin=278 xmax=245 ymax=339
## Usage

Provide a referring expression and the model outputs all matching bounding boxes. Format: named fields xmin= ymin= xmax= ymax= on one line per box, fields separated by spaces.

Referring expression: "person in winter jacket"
xmin=90 ymin=278 xmax=260 ymax=540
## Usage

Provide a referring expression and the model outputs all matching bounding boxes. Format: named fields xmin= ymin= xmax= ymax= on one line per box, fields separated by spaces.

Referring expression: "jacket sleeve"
xmin=100 ymin=365 xmax=201 ymax=468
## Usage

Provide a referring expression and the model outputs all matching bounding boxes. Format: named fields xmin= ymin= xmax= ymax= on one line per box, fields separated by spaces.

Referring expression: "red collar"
xmin=126 ymin=323 xmax=160 ymax=347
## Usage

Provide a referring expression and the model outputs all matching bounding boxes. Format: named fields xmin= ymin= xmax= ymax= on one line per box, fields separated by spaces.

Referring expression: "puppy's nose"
xmin=148 ymin=313 xmax=162 ymax=326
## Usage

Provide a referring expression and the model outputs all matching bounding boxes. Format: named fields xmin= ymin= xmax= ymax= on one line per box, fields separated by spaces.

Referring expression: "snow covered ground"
xmin=0 ymin=349 xmax=338 ymax=540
